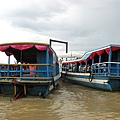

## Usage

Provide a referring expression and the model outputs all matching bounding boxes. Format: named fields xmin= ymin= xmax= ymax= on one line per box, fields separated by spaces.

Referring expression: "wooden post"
xmin=14 ymin=85 xmax=17 ymax=95
xmin=24 ymin=84 xmax=26 ymax=96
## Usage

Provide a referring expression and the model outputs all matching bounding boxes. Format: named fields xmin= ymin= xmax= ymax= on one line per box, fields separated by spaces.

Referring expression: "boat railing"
xmin=0 ymin=63 xmax=54 ymax=80
xmin=91 ymin=62 xmax=120 ymax=76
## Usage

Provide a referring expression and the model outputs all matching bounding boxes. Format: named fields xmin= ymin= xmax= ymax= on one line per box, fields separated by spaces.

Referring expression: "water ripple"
xmin=0 ymin=80 xmax=120 ymax=120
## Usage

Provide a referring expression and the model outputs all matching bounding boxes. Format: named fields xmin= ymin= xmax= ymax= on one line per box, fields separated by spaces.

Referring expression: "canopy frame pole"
xmin=50 ymin=39 xmax=68 ymax=60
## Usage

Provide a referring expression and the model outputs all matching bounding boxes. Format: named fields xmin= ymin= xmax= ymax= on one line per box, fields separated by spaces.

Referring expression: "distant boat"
xmin=0 ymin=42 xmax=61 ymax=99
xmin=58 ymin=52 xmax=83 ymax=59
xmin=62 ymin=44 xmax=120 ymax=91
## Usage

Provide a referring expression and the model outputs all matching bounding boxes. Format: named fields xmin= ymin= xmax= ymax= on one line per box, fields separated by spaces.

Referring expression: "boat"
xmin=0 ymin=42 xmax=61 ymax=99
xmin=62 ymin=44 xmax=120 ymax=91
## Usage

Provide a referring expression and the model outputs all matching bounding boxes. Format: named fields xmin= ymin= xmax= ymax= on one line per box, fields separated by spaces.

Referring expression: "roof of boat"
xmin=62 ymin=44 xmax=120 ymax=64
xmin=0 ymin=41 xmax=50 ymax=46
xmin=86 ymin=44 xmax=120 ymax=53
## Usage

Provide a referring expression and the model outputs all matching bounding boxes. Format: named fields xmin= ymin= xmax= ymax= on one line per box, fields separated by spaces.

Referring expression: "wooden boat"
xmin=62 ymin=44 xmax=120 ymax=91
xmin=0 ymin=42 xmax=61 ymax=99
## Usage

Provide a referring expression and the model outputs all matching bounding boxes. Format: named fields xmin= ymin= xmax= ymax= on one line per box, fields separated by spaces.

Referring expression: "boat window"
xmin=101 ymin=52 xmax=108 ymax=62
xmin=112 ymin=50 xmax=120 ymax=62
xmin=118 ymin=53 xmax=120 ymax=62
xmin=94 ymin=54 xmax=99 ymax=63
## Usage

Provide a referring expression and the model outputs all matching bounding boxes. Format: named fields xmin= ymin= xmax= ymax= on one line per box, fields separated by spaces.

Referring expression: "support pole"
xmin=14 ymin=85 xmax=17 ymax=95
xmin=24 ymin=84 xmax=26 ymax=96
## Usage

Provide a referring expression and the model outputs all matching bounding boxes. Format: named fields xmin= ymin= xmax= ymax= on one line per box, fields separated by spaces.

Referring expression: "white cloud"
xmin=0 ymin=0 xmax=120 ymax=63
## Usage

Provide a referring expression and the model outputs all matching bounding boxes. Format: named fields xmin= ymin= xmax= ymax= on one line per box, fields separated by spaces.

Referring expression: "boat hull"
xmin=62 ymin=71 xmax=120 ymax=91
xmin=0 ymin=73 xmax=61 ymax=97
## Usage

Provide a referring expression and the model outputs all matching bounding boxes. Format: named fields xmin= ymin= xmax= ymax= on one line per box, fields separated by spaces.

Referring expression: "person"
xmin=59 ymin=59 xmax=62 ymax=68
xmin=87 ymin=65 xmax=91 ymax=73
xmin=82 ymin=65 xmax=86 ymax=72
xmin=29 ymin=64 xmax=36 ymax=75
xmin=59 ymin=59 xmax=63 ymax=72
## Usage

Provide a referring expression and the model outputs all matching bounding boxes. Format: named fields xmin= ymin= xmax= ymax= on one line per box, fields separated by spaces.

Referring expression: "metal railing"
xmin=0 ymin=63 xmax=54 ymax=80
xmin=91 ymin=62 xmax=120 ymax=76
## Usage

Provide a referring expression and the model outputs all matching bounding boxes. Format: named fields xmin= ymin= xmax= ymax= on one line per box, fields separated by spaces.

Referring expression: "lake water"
xmin=0 ymin=78 xmax=120 ymax=120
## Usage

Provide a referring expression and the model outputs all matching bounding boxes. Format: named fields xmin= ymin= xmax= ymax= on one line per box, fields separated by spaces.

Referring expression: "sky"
xmin=0 ymin=0 xmax=120 ymax=62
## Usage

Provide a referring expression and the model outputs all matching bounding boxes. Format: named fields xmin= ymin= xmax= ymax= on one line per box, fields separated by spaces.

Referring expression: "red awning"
xmin=112 ymin=46 xmax=120 ymax=51
xmin=89 ymin=52 xmax=96 ymax=60
xmin=0 ymin=45 xmax=9 ymax=51
xmin=0 ymin=44 xmax=50 ymax=51
xmin=105 ymin=47 xmax=110 ymax=54
xmin=96 ymin=49 xmax=104 ymax=56
xmin=11 ymin=44 xmax=34 ymax=50
xmin=89 ymin=47 xmax=110 ymax=60
xmin=35 ymin=45 xmax=47 ymax=51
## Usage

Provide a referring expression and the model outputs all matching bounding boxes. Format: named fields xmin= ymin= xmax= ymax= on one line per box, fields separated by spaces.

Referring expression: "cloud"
xmin=2 ymin=0 xmax=67 ymax=26
xmin=0 ymin=0 xmax=120 ymax=55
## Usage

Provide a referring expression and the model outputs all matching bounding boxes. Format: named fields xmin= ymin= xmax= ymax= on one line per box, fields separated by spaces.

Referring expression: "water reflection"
xmin=0 ymin=79 xmax=120 ymax=120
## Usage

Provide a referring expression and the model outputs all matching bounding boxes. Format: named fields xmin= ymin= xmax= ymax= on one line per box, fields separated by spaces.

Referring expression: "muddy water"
xmin=0 ymin=79 xmax=120 ymax=120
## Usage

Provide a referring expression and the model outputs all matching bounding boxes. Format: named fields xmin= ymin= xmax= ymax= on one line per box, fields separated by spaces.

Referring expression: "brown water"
xmin=0 ymin=79 xmax=120 ymax=120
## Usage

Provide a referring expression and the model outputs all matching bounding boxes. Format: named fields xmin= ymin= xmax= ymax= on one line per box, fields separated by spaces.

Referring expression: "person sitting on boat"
xmin=29 ymin=65 xmax=36 ymax=75
xmin=73 ymin=64 xmax=76 ymax=72
xmin=82 ymin=65 xmax=86 ymax=72
xmin=93 ymin=65 xmax=98 ymax=73
xmin=87 ymin=65 xmax=91 ymax=73
xmin=66 ymin=64 xmax=69 ymax=71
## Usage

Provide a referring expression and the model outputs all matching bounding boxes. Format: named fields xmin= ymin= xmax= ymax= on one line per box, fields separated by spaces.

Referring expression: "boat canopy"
xmin=0 ymin=43 xmax=53 ymax=55
xmin=63 ymin=45 xmax=120 ymax=64
xmin=0 ymin=42 xmax=53 ymax=63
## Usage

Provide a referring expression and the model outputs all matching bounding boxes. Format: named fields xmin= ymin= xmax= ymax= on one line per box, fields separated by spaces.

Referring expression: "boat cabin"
xmin=0 ymin=42 xmax=59 ymax=80
xmin=62 ymin=44 xmax=120 ymax=76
